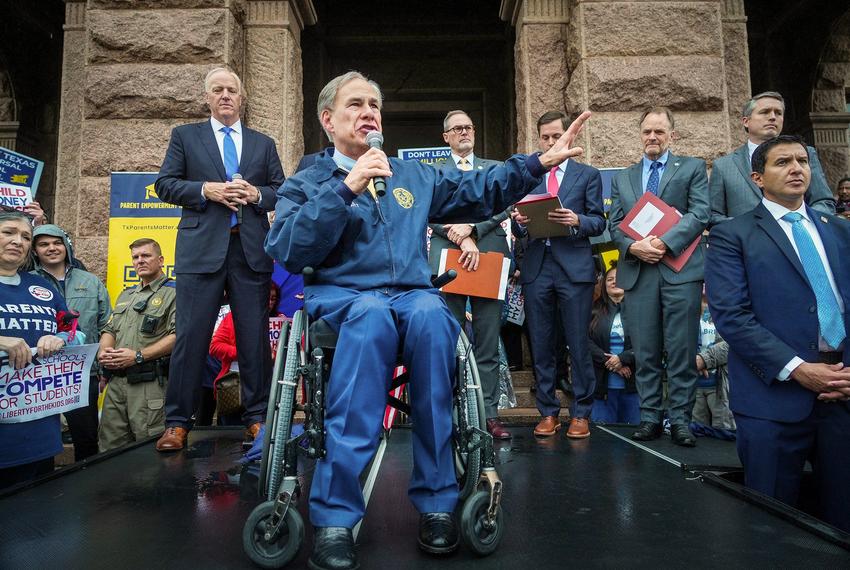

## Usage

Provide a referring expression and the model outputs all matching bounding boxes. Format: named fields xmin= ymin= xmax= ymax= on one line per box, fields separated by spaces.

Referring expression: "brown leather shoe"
xmin=245 ymin=422 xmax=263 ymax=441
xmin=533 ymin=416 xmax=561 ymax=437
xmin=156 ymin=427 xmax=189 ymax=452
xmin=486 ymin=418 xmax=512 ymax=440
xmin=566 ymin=417 xmax=591 ymax=439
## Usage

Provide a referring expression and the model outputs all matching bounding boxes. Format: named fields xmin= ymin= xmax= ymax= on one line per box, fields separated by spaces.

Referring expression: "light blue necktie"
xmin=782 ymin=212 xmax=845 ymax=349
xmin=646 ymin=161 xmax=661 ymax=195
xmin=221 ymin=126 xmax=239 ymax=227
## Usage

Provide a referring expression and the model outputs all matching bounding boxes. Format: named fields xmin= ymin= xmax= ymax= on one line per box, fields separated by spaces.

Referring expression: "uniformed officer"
xmin=98 ymin=238 xmax=177 ymax=452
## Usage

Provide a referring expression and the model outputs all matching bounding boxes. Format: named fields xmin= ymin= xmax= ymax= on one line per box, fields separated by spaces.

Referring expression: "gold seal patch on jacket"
xmin=393 ymin=188 xmax=414 ymax=209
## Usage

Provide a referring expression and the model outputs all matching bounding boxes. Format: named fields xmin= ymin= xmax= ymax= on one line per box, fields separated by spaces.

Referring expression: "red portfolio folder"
xmin=617 ymin=192 xmax=700 ymax=273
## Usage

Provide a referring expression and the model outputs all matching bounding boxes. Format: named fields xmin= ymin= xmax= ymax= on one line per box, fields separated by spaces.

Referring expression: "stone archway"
xmin=810 ymin=9 xmax=850 ymax=189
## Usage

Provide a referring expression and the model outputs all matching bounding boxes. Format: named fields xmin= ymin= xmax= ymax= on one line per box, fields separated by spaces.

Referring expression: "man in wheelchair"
xmin=265 ymin=71 xmax=589 ymax=570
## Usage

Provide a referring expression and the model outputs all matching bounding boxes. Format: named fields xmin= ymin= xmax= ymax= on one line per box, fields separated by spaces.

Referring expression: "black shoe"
xmin=670 ymin=424 xmax=696 ymax=447
xmin=631 ymin=421 xmax=662 ymax=441
xmin=308 ymin=527 xmax=359 ymax=570
xmin=418 ymin=513 xmax=459 ymax=555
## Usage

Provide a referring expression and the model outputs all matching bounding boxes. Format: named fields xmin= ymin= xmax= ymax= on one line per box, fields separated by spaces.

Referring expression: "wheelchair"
xmin=242 ymin=270 xmax=505 ymax=568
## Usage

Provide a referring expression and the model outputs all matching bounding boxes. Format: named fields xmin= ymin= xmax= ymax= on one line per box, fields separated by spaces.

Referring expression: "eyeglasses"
xmin=445 ymin=125 xmax=474 ymax=135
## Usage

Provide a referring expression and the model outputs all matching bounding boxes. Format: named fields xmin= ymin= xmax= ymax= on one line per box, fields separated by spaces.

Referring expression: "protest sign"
xmin=0 ymin=147 xmax=44 ymax=196
xmin=0 ymin=182 xmax=33 ymax=211
xmin=0 ymin=344 xmax=99 ymax=424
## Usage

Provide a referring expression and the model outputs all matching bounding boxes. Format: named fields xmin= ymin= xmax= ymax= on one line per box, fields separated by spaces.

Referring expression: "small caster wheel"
xmin=243 ymin=500 xmax=305 ymax=568
xmin=459 ymin=489 xmax=504 ymax=556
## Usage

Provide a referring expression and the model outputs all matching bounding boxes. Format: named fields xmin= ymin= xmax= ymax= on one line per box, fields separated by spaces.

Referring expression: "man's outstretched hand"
xmin=539 ymin=111 xmax=592 ymax=169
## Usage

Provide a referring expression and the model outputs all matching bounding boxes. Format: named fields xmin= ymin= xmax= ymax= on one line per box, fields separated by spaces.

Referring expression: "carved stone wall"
xmin=503 ymin=0 xmax=743 ymax=166
xmin=54 ymin=0 xmax=312 ymax=277
xmin=811 ymin=11 xmax=850 ymax=188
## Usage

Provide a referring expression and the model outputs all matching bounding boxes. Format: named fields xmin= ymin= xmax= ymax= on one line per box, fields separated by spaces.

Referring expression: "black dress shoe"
xmin=670 ymin=424 xmax=696 ymax=447
xmin=418 ymin=513 xmax=459 ymax=555
xmin=631 ymin=421 xmax=662 ymax=441
xmin=308 ymin=527 xmax=359 ymax=570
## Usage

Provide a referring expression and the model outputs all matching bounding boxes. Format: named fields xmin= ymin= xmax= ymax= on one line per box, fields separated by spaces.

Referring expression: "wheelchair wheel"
xmin=459 ymin=489 xmax=504 ymax=557
xmin=454 ymin=331 xmax=485 ymax=500
xmin=242 ymin=500 xmax=304 ymax=569
xmin=262 ymin=310 xmax=304 ymax=500
xmin=258 ymin=320 xmax=289 ymax=491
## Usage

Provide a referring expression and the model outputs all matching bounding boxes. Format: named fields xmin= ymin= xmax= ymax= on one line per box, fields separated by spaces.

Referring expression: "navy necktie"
xmin=646 ymin=161 xmax=662 ymax=195
xmin=221 ymin=126 xmax=239 ymax=227
xmin=781 ymin=212 xmax=845 ymax=349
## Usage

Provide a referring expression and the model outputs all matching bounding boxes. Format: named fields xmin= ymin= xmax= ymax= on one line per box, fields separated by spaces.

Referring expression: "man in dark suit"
xmin=705 ymin=135 xmax=850 ymax=532
xmin=709 ymin=91 xmax=835 ymax=226
xmin=154 ymin=67 xmax=285 ymax=451
xmin=427 ymin=110 xmax=511 ymax=439
xmin=513 ymin=111 xmax=606 ymax=439
xmin=608 ymin=107 xmax=710 ymax=447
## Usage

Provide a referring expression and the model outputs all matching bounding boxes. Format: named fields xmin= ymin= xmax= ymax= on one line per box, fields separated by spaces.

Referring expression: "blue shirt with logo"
xmin=0 ymin=272 xmax=68 ymax=469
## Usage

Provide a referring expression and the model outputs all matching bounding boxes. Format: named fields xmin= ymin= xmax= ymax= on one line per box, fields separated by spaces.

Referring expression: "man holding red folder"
xmin=608 ymin=107 xmax=710 ymax=447
xmin=514 ymin=111 xmax=606 ymax=439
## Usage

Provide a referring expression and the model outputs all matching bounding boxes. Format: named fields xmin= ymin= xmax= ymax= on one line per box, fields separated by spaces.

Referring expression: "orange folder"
xmin=437 ymin=249 xmax=511 ymax=300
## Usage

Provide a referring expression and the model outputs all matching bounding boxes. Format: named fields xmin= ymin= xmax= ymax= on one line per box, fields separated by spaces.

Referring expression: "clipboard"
xmin=515 ymin=193 xmax=570 ymax=239
xmin=437 ymin=249 xmax=511 ymax=300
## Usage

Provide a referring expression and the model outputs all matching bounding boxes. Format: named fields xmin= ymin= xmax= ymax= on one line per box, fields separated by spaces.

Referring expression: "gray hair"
xmin=204 ymin=67 xmax=246 ymax=98
xmin=742 ymin=91 xmax=784 ymax=118
xmin=443 ymin=110 xmax=472 ymax=132
xmin=316 ymin=71 xmax=383 ymax=142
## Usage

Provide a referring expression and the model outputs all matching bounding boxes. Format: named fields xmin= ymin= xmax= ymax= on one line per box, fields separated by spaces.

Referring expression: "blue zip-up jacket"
xmin=265 ymin=152 xmax=546 ymax=291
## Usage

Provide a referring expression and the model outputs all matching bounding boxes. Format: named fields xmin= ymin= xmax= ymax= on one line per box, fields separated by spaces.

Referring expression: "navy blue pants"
xmin=735 ymin=401 xmax=850 ymax=533
xmin=306 ymin=286 xmax=460 ymax=528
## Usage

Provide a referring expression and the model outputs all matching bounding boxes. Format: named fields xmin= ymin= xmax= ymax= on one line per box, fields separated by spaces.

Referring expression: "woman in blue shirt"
xmin=0 ymin=210 xmax=70 ymax=489
xmin=588 ymin=264 xmax=639 ymax=424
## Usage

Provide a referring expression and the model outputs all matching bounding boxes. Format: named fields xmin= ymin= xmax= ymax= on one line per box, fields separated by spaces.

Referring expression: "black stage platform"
xmin=2 ymin=426 xmax=848 ymax=568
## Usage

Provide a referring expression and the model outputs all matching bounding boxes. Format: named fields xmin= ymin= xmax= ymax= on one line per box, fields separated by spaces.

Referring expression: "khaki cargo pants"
xmin=98 ymin=375 xmax=166 ymax=452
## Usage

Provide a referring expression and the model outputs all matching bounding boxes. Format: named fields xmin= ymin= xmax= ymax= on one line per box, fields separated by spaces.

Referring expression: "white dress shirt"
xmin=761 ymin=198 xmax=845 ymax=380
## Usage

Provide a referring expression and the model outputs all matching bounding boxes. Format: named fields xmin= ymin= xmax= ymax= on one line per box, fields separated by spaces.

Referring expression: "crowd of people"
xmin=1 ymin=68 xmax=848 ymax=569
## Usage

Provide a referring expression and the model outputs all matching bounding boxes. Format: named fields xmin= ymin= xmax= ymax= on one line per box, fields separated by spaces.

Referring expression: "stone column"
xmin=720 ymin=0 xmax=751 ymax=147
xmin=244 ymin=0 xmax=316 ymax=175
xmin=54 ymin=0 xmax=86 ymax=236
xmin=810 ymin=14 xmax=850 ymax=188
xmin=503 ymin=0 xmax=735 ymax=167
xmin=810 ymin=113 xmax=850 ymax=188
xmin=500 ymin=0 xmax=570 ymax=153
xmin=56 ymin=0 xmax=248 ymax=277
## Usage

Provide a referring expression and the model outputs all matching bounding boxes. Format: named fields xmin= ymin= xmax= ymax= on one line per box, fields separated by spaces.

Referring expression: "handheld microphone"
xmin=365 ymin=131 xmax=387 ymax=197
xmin=232 ymin=173 xmax=243 ymax=225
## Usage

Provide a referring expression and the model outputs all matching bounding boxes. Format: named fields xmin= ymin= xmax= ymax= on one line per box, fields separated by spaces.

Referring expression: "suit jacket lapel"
xmin=754 ymin=203 xmax=807 ymax=282
xmin=809 ymin=207 xmax=842 ymax=281
xmin=733 ymin=144 xmax=762 ymax=200
xmin=240 ymin=126 xmax=257 ymax=174
xmin=200 ymin=121 xmax=227 ymax=181
xmin=558 ymin=160 xmax=581 ymax=201
xmin=628 ymin=162 xmax=642 ymax=203
xmin=656 ymin=153 xmax=680 ymax=200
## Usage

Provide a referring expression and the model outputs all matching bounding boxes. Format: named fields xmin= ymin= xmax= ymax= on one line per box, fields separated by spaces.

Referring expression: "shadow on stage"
xmin=1 ymin=425 xmax=848 ymax=568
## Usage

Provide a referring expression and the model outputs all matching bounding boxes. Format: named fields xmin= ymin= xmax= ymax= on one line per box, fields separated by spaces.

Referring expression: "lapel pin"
xmin=674 ymin=162 xmax=680 ymax=167
xmin=821 ymin=216 xmax=828 ymax=223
